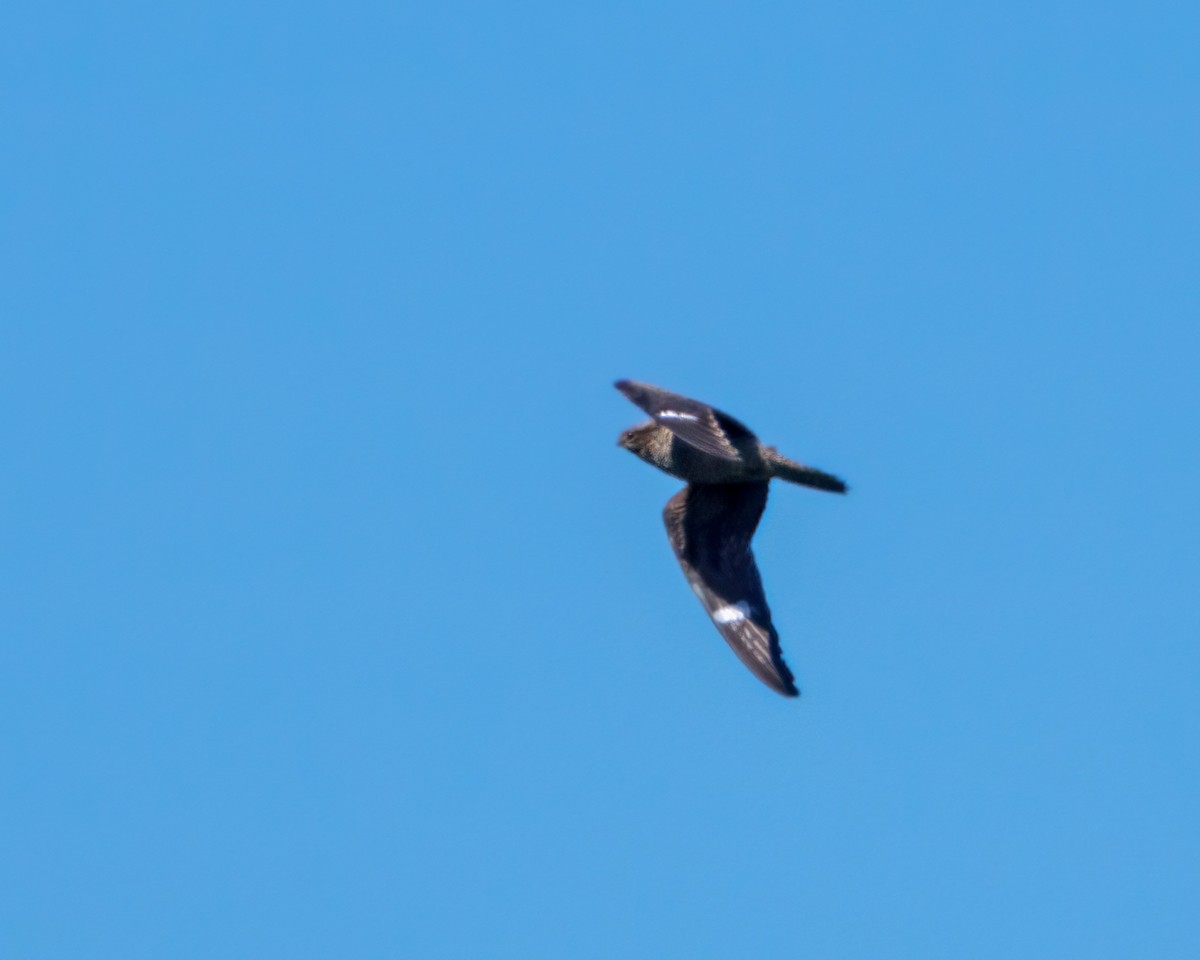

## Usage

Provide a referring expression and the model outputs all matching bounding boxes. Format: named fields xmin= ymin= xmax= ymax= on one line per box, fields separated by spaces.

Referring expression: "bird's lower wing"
xmin=616 ymin=380 xmax=749 ymax=461
xmin=663 ymin=482 xmax=798 ymax=697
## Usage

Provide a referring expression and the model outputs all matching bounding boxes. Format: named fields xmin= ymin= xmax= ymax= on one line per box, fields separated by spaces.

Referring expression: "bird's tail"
xmin=766 ymin=449 xmax=848 ymax=493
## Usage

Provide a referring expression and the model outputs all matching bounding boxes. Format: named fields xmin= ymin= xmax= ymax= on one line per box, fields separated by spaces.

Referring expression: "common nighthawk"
xmin=616 ymin=380 xmax=847 ymax=697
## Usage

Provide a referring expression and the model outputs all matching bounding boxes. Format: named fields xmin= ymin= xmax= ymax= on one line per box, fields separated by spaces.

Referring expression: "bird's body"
xmin=616 ymin=380 xmax=847 ymax=697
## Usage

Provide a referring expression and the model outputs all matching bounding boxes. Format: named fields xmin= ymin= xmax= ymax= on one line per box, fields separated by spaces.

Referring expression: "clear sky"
xmin=4 ymin=1 xmax=1199 ymax=957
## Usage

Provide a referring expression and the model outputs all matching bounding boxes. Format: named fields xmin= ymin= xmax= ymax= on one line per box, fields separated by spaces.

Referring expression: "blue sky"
xmin=4 ymin=1 xmax=1199 ymax=956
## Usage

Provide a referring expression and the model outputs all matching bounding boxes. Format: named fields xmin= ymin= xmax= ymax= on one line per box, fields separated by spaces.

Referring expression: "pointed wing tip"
xmin=614 ymin=380 xmax=652 ymax=406
xmin=739 ymin=662 xmax=800 ymax=698
xmin=766 ymin=670 xmax=800 ymax=698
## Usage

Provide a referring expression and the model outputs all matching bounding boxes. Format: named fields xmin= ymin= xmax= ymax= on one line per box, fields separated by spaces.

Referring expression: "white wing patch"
xmin=658 ymin=410 xmax=699 ymax=421
xmin=713 ymin=601 xmax=753 ymax=624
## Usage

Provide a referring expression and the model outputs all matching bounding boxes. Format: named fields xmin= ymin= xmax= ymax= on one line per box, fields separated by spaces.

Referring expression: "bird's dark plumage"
xmin=616 ymin=380 xmax=847 ymax=697
xmin=616 ymin=379 xmax=753 ymax=461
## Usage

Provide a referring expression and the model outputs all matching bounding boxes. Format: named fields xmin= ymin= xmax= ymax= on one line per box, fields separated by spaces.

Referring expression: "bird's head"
xmin=618 ymin=421 xmax=666 ymax=467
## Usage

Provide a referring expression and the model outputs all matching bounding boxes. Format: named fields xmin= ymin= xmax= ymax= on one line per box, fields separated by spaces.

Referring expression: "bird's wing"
xmin=663 ymin=482 xmax=798 ymax=697
xmin=616 ymin=380 xmax=752 ymax=461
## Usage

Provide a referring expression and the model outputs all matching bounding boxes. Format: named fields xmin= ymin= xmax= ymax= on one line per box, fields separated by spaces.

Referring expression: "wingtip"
xmin=757 ymin=658 xmax=800 ymax=698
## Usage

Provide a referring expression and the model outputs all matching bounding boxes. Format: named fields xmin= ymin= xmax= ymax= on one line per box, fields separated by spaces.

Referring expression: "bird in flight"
xmin=615 ymin=380 xmax=847 ymax=697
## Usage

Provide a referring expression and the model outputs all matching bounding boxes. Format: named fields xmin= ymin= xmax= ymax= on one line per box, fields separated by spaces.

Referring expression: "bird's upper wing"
xmin=616 ymin=380 xmax=752 ymax=462
xmin=663 ymin=482 xmax=798 ymax=697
